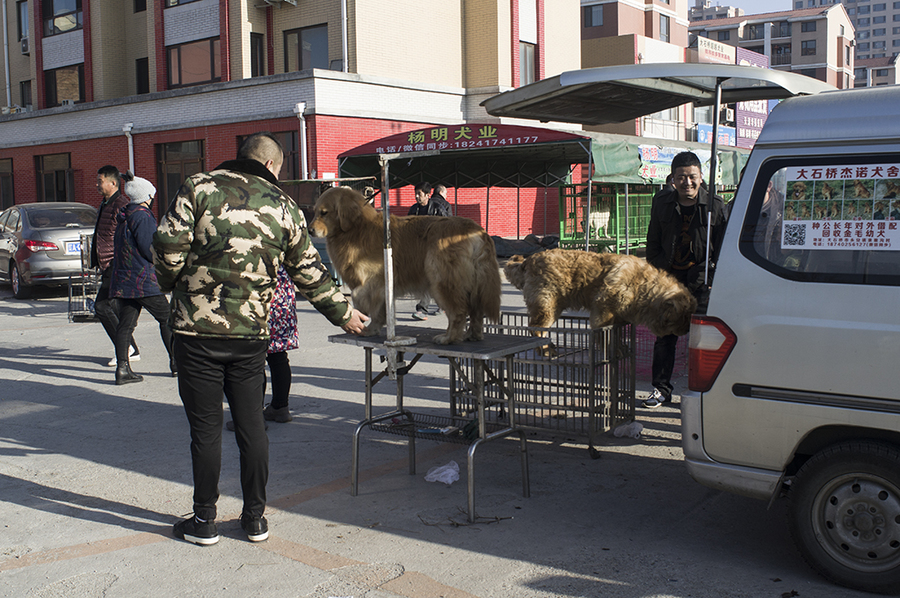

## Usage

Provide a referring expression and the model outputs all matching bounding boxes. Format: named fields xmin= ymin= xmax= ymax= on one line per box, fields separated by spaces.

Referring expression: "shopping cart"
xmin=68 ymin=233 xmax=100 ymax=322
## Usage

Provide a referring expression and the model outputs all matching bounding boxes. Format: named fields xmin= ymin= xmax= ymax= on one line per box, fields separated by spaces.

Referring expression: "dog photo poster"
xmin=780 ymin=164 xmax=900 ymax=250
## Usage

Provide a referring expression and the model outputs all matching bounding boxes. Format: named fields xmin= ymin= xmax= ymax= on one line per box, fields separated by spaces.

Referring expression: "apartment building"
xmin=855 ymin=53 xmax=899 ymax=84
xmin=0 ymin=0 xmax=581 ymax=238
xmin=580 ymin=0 xmax=692 ymax=138
xmin=688 ymin=0 xmax=743 ymax=22
xmin=689 ymin=4 xmax=855 ymax=89
xmin=794 ymin=0 xmax=900 ymax=65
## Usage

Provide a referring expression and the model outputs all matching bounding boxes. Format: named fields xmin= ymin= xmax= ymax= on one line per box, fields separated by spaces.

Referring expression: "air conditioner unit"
xmin=20 ymin=37 xmax=29 ymax=55
xmin=720 ymin=107 xmax=735 ymax=122
xmin=60 ymin=99 xmax=76 ymax=107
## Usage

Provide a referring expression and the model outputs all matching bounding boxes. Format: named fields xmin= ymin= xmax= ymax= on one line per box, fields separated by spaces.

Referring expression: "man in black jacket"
xmin=644 ymin=151 xmax=727 ymax=408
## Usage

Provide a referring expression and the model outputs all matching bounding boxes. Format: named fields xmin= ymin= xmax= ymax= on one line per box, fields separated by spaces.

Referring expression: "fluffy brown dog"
xmin=309 ymin=187 xmax=501 ymax=344
xmin=504 ymin=249 xmax=697 ymax=338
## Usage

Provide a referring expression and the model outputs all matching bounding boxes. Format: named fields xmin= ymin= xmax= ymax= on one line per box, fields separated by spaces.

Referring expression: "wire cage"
xmin=558 ymin=183 xmax=657 ymax=253
xmin=68 ymin=233 xmax=100 ymax=322
xmin=450 ymin=313 xmax=636 ymax=451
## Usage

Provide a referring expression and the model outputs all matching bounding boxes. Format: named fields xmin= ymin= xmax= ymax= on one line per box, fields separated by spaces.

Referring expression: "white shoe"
xmin=107 ymin=347 xmax=140 ymax=367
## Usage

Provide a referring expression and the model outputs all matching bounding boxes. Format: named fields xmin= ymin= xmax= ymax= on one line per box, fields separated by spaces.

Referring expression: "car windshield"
xmin=27 ymin=207 xmax=96 ymax=229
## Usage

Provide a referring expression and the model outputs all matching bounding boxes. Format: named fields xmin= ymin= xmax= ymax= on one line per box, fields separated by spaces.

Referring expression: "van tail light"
xmin=688 ymin=315 xmax=737 ymax=392
xmin=24 ymin=240 xmax=58 ymax=252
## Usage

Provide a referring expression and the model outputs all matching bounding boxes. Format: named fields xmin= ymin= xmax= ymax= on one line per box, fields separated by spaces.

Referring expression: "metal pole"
xmin=706 ymin=78 xmax=724 ymax=286
xmin=379 ymin=156 xmax=396 ymax=342
xmin=585 ymin=148 xmax=593 ymax=252
xmin=624 ymin=183 xmax=630 ymax=254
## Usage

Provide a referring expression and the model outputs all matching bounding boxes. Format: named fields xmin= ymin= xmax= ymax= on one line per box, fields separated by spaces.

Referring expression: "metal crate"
xmin=558 ymin=183 xmax=656 ymax=253
xmin=450 ymin=313 xmax=636 ymax=453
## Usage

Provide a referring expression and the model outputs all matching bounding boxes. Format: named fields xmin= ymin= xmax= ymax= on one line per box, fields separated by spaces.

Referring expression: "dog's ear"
xmin=335 ymin=190 xmax=361 ymax=232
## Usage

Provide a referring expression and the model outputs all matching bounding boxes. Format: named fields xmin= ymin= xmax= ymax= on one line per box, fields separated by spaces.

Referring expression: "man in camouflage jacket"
xmin=153 ymin=133 xmax=367 ymax=546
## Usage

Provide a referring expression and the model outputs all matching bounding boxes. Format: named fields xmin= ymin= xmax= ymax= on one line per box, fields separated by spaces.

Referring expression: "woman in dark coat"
xmin=110 ymin=175 xmax=175 ymax=385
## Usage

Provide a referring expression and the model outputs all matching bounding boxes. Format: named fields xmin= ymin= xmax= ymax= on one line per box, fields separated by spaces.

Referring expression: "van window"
xmin=739 ymin=156 xmax=900 ymax=286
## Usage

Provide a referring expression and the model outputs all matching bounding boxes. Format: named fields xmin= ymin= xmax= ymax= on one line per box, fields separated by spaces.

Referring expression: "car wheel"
xmin=789 ymin=441 xmax=900 ymax=594
xmin=10 ymin=261 xmax=32 ymax=299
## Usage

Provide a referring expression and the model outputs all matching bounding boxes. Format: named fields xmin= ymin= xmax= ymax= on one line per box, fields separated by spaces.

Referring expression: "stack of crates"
xmin=558 ymin=183 xmax=658 ymax=253
xmin=450 ymin=313 xmax=636 ymax=453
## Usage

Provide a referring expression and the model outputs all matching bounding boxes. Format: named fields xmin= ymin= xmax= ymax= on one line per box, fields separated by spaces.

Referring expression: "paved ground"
xmin=0 ymin=279 xmax=872 ymax=598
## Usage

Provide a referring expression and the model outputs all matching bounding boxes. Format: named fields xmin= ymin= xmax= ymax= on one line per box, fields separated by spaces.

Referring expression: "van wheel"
xmin=789 ymin=441 xmax=900 ymax=594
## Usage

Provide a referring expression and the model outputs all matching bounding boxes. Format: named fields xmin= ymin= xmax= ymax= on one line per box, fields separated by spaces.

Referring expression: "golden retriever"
xmin=853 ymin=180 xmax=872 ymax=199
xmin=309 ymin=187 xmax=501 ymax=344
xmin=791 ymin=181 xmax=808 ymax=200
xmin=504 ymin=249 xmax=697 ymax=339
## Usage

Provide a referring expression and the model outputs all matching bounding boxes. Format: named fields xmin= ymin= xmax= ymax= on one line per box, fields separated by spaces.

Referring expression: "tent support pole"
xmin=706 ymin=78 xmax=724 ymax=286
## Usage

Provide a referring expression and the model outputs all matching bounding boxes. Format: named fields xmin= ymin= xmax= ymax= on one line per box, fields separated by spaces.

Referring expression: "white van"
xmin=683 ymin=84 xmax=900 ymax=594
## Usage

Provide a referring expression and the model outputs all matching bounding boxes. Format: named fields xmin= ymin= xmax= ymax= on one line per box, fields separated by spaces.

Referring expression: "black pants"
xmin=265 ymin=351 xmax=291 ymax=410
xmin=174 ymin=335 xmax=268 ymax=521
xmin=95 ymin=268 xmax=137 ymax=352
xmin=115 ymin=295 xmax=173 ymax=364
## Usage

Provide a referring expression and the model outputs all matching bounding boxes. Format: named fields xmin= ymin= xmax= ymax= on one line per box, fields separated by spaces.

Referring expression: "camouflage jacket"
xmin=152 ymin=159 xmax=351 ymax=339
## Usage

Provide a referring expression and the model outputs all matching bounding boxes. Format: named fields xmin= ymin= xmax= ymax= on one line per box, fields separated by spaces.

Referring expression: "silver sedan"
xmin=0 ymin=202 xmax=97 ymax=299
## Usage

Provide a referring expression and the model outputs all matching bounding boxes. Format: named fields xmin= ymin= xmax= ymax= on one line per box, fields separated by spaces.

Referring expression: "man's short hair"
xmin=671 ymin=151 xmax=702 ymax=172
xmin=434 ymin=184 xmax=447 ymax=195
xmin=97 ymin=165 xmax=120 ymax=186
xmin=415 ymin=182 xmax=432 ymax=195
xmin=238 ymin=133 xmax=284 ymax=169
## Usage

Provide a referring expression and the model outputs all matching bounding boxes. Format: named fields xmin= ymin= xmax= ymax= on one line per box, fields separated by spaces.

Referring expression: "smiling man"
xmin=644 ymin=151 xmax=728 ymax=409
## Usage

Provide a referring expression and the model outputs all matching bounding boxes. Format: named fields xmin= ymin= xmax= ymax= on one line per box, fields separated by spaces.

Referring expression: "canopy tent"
xmin=480 ymin=63 xmax=835 ymax=126
xmin=338 ymin=124 xmax=748 ymax=189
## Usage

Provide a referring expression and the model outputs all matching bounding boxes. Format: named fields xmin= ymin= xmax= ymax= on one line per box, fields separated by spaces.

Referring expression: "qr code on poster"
xmin=783 ymin=224 xmax=806 ymax=246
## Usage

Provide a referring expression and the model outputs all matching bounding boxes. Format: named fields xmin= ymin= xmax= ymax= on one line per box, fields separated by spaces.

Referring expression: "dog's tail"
xmin=473 ymin=233 xmax=502 ymax=323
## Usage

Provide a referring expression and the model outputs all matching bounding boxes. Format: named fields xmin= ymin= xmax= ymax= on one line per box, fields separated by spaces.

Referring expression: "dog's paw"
xmin=465 ymin=329 xmax=485 ymax=342
xmin=538 ymin=343 xmax=559 ymax=358
xmin=432 ymin=332 xmax=457 ymax=345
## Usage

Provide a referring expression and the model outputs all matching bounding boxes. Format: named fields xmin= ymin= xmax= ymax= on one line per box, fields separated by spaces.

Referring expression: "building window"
xmin=795 ymin=1 xmax=803 ymax=7
xmin=250 ymin=33 xmax=264 ymax=77
xmin=873 ymin=2 xmax=886 ymax=9
xmin=895 ymin=26 xmax=900 ymax=33
xmin=873 ymin=40 xmax=886 ymax=48
xmin=777 ymin=21 xmax=792 ymax=37
xmin=773 ymin=44 xmax=792 ymax=65
xmin=874 ymin=28 xmax=886 ymax=35
xmin=848 ymin=8 xmax=856 ymax=14
xmin=134 ymin=0 xmax=146 ymax=12
xmin=859 ymin=30 xmax=871 ymax=38
xmin=873 ymin=15 xmax=886 ymax=23
xmin=43 ymin=0 xmax=82 ymax=36
xmin=855 ymin=67 xmax=867 ymax=79
xmin=16 ymin=1 xmax=28 ymax=41
xmin=519 ymin=42 xmax=536 ymax=85
xmin=284 ymin=25 xmax=328 ymax=72
xmin=801 ymin=40 xmax=817 ymax=55
xmin=19 ymin=80 xmax=31 ymax=108
xmin=136 ymin=58 xmax=149 ymax=94
xmin=799 ymin=68 xmax=817 ymax=78
xmin=35 ymin=153 xmax=72 ymax=202
xmin=747 ymin=45 xmax=764 ymax=54
xmin=801 ymin=21 xmax=817 ymax=32
xmin=847 ymin=45 xmax=851 ymax=63
xmin=895 ymin=1 xmax=900 ymax=7
xmin=858 ymin=18 xmax=871 ymax=25
xmin=45 ymin=64 xmax=84 ymax=107
xmin=660 ymin=14 xmax=670 ymax=43
xmin=894 ymin=38 xmax=900 ymax=46
xmin=875 ymin=68 xmax=889 ymax=76
xmin=895 ymin=14 xmax=900 ymax=20
xmin=807 ymin=0 xmax=814 ymax=6
xmin=858 ymin=54 xmax=869 ymax=59
xmin=747 ymin=24 xmax=766 ymax=40
xmin=165 ymin=0 xmax=201 ymax=6
xmin=583 ymin=5 xmax=602 ymax=27
xmin=858 ymin=42 xmax=871 ymax=49
xmin=858 ymin=4 xmax=871 ymax=13
xmin=0 ymin=159 xmax=13 ymax=211
xmin=155 ymin=141 xmax=204 ymax=219
xmin=718 ymin=30 xmax=730 ymax=41
xmin=167 ymin=38 xmax=221 ymax=88
xmin=840 ymin=25 xmax=845 ymax=35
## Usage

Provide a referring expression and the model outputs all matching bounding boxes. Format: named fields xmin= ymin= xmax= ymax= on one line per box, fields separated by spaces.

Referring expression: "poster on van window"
xmin=781 ymin=165 xmax=900 ymax=250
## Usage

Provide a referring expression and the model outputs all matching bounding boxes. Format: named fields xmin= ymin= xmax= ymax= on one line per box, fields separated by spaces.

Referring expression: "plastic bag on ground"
xmin=424 ymin=460 xmax=460 ymax=485
xmin=613 ymin=421 xmax=643 ymax=438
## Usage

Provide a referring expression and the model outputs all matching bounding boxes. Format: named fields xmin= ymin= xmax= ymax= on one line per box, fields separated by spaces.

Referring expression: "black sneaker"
xmin=240 ymin=514 xmax=269 ymax=542
xmin=173 ymin=516 xmax=219 ymax=546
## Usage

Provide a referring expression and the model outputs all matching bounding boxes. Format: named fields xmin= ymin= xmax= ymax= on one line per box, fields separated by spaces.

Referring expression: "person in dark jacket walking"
xmin=93 ymin=165 xmax=140 ymax=366
xmin=110 ymin=175 xmax=175 ymax=385
xmin=644 ymin=151 xmax=727 ymax=408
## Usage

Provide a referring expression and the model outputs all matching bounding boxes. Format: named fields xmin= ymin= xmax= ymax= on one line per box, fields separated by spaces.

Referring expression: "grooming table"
xmin=330 ymin=326 xmax=547 ymax=522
